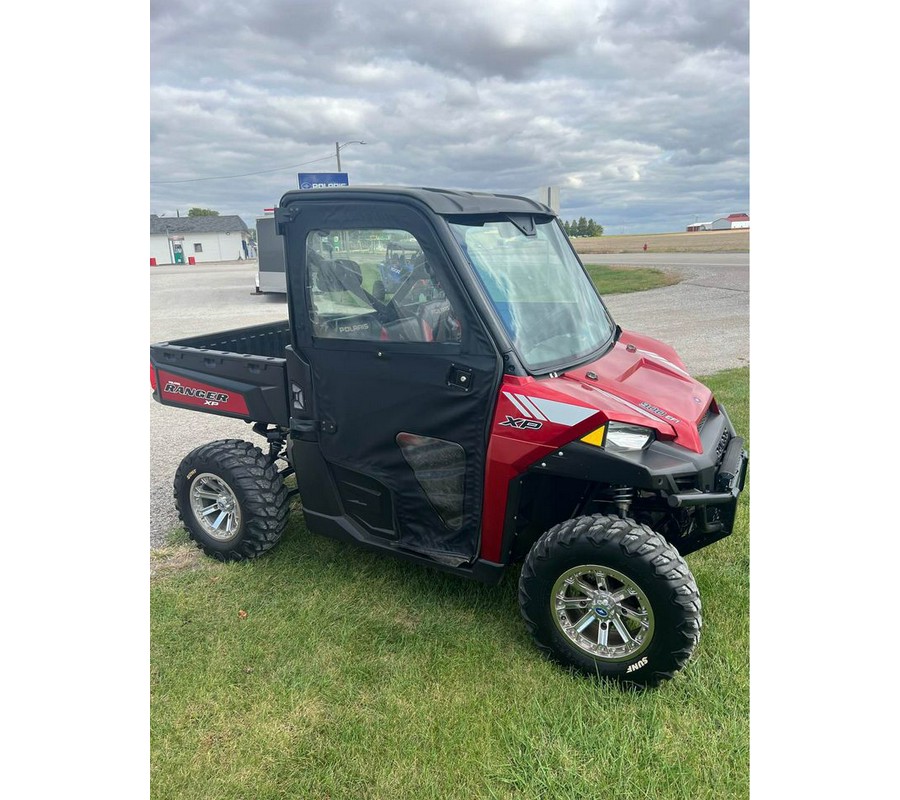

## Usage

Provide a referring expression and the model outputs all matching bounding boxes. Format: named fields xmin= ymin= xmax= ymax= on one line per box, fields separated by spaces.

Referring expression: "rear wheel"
xmin=519 ymin=514 xmax=701 ymax=687
xmin=173 ymin=439 xmax=290 ymax=561
xmin=373 ymin=279 xmax=386 ymax=302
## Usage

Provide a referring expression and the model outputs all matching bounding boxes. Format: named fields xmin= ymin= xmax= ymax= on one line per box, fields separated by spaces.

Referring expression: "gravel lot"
xmin=149 ymin=254 xmax=749 ymax=548
xmin=582 ymin=253 xmax=749 ymax=376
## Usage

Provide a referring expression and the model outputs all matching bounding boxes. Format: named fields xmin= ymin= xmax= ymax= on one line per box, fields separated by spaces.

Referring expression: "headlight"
xmin=581 ymin=422 xmax=654 ymax=452
xmin=606 ymin=422 xmax=654 ymax=452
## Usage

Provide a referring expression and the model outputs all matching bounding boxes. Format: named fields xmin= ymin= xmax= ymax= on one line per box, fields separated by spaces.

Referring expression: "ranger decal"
xmin=157 ymin=370 xmax=250 ymax=415
xmin=164 ymin=381 xmax=230 ymax=405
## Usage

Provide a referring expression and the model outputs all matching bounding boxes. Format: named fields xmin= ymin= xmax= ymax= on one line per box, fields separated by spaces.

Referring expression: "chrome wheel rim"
xmin=189 ymin=473 xmax=242 ymax=542
xmin=551 ymin=564 xmax=655 ymax=662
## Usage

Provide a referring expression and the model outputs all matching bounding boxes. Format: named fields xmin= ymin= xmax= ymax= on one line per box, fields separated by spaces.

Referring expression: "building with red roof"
xmin=687 ymin=213 xmax=749 ymax=231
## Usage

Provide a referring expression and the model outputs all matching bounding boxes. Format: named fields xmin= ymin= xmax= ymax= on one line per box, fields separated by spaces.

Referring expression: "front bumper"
xmin=665 ymin=437 xmax=748 ymax=552
xmin=529 ymin=403 xmax=748 ymax=553
xmin=668 ymin=435 xmax=748 ymax=508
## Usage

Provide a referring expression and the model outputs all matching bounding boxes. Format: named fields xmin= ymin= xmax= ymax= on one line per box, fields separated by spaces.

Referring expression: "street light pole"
xmin=335 ymin=140 xmax=366 ymax=172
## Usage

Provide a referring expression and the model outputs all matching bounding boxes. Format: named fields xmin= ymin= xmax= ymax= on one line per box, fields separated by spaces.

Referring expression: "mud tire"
xmin=519 ymin=514 xmax=702 ymax=688
xmin=173 ymin=439 xmax=290 ymax=562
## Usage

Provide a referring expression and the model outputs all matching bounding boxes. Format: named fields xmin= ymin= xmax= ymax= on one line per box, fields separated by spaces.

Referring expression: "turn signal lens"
xmin=580 ymin=425 xmax=607 ymax=447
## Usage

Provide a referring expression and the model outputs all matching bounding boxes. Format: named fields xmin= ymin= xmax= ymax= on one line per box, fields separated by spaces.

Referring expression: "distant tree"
xmin=187 ymin=207 xmax=220 ymax=217
xmin=561 ymin=218 xmax=603 ymax=237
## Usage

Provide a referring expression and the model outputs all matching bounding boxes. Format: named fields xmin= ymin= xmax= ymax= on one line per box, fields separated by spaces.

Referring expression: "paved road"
xmin=583 ymin=252 xmax=749 ymax=376
xmin=149 ymin=254 xmax=748 ymax=547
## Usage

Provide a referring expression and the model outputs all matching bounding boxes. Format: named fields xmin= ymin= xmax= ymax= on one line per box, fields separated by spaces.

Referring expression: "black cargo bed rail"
xmin=161 ymin=320 xmax=292 ymax=358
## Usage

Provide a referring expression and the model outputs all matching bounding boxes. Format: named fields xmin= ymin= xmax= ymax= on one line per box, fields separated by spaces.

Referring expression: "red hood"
xmin=562 ymin=330 xmax=712 ymax=451
xmin=495 ymin=330 xmax=713 ymax=453
xmin=482 ymin=330 xmax=714 ymax=562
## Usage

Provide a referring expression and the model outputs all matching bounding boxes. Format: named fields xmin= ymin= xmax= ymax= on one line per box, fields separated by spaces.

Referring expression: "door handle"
xmin=447 ymin=365 xmax=473 ymax=392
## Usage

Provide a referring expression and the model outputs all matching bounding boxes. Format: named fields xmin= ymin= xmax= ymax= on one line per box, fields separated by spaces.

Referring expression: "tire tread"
xmin=173 ymin=439 xmax=290 ymax=562
xmin=519 ymin=513 xmax=702 ymax=688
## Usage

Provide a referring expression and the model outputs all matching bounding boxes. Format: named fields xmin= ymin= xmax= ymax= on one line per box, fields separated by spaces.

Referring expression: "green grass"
xmin=584 ymin=263 xmax=679 ymax=294
xmin=151 ymin=368 xmax=749 ymax=799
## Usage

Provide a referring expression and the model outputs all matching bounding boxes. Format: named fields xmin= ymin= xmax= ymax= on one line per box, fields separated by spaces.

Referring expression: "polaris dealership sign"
xmin=298 ymin=172 xmax=349 ymax=190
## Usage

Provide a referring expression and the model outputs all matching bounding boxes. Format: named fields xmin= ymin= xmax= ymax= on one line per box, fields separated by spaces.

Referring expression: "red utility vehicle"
xmin=150 ymin=187 xmax=747 ymax=687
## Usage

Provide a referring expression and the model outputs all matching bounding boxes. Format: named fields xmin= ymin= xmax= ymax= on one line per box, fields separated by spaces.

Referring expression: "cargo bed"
xmin=150 ymin=320 xmax=291 ymax=426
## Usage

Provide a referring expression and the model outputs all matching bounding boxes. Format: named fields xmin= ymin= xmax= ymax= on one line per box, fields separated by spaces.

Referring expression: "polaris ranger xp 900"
xmin=150 ymin=186 xmax=747 ymax=687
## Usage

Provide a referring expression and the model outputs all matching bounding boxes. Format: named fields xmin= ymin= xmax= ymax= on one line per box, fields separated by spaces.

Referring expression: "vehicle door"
xmin=281 ymin=200 xmax=501 ymax=563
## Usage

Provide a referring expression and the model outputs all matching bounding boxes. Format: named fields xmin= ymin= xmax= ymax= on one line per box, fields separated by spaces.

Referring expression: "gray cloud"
xmin=151 ymin=0 xmax=748 ymax=232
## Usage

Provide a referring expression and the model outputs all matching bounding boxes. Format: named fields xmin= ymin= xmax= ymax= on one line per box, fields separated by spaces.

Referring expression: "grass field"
xmin=151 ymin=368 xmax=749 ymax=800
xmin=585 ymin=263 xmax=679 ymax=294
xmin=572 ymin=229 xmax=749 ymax=254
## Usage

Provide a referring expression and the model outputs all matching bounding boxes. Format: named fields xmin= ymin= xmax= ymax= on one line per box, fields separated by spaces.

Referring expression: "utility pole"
xmin=335 ymin=140 xmax=366 ymax=172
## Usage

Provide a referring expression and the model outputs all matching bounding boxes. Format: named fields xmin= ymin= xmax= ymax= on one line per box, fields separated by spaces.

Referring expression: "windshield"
xmin=449 ymin=217 xmax=614 ymax=371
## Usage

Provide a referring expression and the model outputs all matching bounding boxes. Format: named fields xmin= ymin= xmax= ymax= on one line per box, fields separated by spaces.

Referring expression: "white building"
xmin=689 ymin=213 xmax=749 ymax=232
xmin=150 ymin=215 xmax=253 ymax=265
xmin=709 ymin=213 xmax=750 ymax=230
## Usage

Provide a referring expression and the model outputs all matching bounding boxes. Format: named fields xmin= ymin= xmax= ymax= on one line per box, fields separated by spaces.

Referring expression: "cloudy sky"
xmin=150 ymin=0 xmax=748 ymax=233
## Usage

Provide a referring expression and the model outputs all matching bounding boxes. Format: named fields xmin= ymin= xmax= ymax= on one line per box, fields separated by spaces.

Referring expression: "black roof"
xmin=150 ymin=215 xmax=250 ymax=235
xmin=278 ymin=186 xmax=553 ymax=216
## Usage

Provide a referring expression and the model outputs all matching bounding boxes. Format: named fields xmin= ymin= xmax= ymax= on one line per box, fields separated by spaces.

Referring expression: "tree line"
xmin=562 ymin=217 xmax=603 ymax=237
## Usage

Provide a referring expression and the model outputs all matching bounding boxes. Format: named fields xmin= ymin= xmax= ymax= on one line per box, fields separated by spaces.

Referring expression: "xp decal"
xmin=499 ymin=416 xmax=543 ymax=430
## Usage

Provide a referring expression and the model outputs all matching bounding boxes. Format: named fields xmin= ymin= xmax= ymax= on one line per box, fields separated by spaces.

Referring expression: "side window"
xmin=306 ymin=229 xmax=462 ymax=344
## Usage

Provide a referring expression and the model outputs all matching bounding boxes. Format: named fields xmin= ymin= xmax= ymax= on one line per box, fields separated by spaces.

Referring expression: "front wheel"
xmin=518 ymin=515 xmax=701 ymax=687
xmin=173 ymin=439 xmax=290 ymax=561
